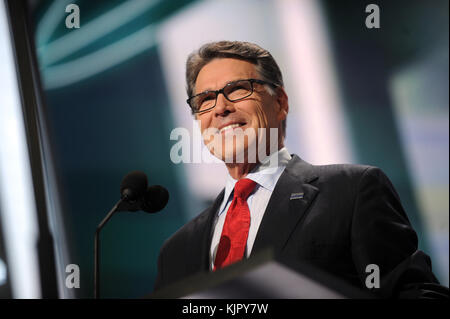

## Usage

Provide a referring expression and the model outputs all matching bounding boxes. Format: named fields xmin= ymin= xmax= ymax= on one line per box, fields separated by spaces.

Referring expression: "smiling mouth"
xmin=219 ymin=122 xmax=246 ymax=134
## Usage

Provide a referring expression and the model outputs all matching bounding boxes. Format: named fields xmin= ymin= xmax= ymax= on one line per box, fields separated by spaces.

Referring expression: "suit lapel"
xmin=252 ymin=155 xmax=319 ymax=256
xmin=186 ymin=189 xmax=224 ymax=273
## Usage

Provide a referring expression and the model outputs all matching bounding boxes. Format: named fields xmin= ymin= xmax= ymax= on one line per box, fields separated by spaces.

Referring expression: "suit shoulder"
xmin=312 ymin=163 xmax=380 ymax=181
xmin=289 ymin=155 xmax=389 ymax=187
xmin=307 ymin=163 xmax=394 ymax=195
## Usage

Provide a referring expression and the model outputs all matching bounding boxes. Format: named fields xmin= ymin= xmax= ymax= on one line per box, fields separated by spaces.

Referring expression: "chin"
xmin=207 ymin=132 xmax=258 ymax=164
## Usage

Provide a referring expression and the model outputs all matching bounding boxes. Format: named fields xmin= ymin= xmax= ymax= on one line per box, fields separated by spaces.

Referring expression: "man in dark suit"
xmin=154 ymin=41 xmax=446 ymax=298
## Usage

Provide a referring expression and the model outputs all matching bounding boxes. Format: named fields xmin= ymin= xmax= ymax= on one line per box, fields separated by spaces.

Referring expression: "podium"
xmin=148 ymin=250 xmax=374 ymax=299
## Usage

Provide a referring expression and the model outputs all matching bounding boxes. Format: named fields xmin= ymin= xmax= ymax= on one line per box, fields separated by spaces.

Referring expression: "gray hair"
xmin=185 ymin=41 xmax=286 ymax=136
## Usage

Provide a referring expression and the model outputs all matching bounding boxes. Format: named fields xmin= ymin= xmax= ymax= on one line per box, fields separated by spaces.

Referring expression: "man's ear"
xmin=276 ymin=87 xmax=289 ymax=121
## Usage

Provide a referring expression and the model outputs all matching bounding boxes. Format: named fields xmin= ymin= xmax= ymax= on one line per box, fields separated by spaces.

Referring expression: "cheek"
xmin=197 ymin=116 xmax=216 ymax=144
xmin=196 ymin=115 xmax=210 ymax=132
xmin=260 ymin=97 xmax=281 ymax=127
xmin=250 ymin=102 xmax=270 ymax=128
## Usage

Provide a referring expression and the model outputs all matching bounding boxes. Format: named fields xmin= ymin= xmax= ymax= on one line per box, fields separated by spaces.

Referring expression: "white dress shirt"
xmin=209 ymin=147 xmax=292 ymax=270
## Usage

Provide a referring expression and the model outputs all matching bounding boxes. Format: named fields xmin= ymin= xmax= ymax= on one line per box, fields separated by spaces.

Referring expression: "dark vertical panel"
xmin=320 ymin=0 xmax=448 ymax=253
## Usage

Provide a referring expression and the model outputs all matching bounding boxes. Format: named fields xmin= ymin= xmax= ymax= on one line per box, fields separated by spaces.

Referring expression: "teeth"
xmin=219 ymin=123 xmax=241 ymax=133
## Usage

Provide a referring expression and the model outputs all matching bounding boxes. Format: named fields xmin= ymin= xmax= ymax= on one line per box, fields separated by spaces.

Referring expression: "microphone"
xmin=116 ymin=174 xmax=168 ymax=213
xmin=94 ymin=171 xmax=168 ymax=298
xmin=117 ymin=171 xmax=148 ymax=212
xmin=141 ymin=185 xmax=169 ymax=213
xmin=120 ymin=170 xmax=148 ymax=201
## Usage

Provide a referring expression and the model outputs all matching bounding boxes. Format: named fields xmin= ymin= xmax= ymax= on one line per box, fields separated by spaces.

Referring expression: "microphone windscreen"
xmin=120 ymin=171 xmax=148 ymax=200
xmin=142 ymin=185 xmax=169 ymax=213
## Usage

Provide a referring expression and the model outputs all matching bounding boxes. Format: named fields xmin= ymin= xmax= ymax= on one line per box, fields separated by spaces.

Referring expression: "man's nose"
xmin=214 ymin=92 xmax=233 ymax=116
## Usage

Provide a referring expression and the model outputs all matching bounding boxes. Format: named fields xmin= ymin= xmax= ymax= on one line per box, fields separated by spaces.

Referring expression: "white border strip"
xmin=0 ymin=0 xmax=41 ymax=298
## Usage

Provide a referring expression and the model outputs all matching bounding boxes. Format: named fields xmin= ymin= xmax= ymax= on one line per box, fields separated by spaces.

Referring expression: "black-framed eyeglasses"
xmin=187 ymin=78 xmax=278 ymax=114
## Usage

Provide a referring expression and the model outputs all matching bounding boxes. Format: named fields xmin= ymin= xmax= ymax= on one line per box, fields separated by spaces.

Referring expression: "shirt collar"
xmin=218 ymin=147 xmax=291 ymax=216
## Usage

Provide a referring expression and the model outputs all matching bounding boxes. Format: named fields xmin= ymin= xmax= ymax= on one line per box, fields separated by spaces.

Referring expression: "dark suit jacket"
xmin=154 ymin=155 xmax=447 ymax=298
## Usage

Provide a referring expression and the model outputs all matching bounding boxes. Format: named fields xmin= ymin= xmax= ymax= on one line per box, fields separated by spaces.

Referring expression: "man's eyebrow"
xmin=196 ymin=78 xmax=247 ymax=94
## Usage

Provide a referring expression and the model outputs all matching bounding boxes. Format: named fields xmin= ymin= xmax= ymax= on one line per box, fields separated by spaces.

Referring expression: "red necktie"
xmin=214 ymin=178 xmax=257 ymax=270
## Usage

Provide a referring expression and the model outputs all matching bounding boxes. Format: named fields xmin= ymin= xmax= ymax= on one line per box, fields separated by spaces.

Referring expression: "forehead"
xmin=195 ymin=58 xmax=258 ymax=93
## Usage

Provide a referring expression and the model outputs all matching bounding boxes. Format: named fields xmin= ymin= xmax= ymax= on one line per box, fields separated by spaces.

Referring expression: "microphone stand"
xmin=94 ymin=199 xmax=123 ymax=299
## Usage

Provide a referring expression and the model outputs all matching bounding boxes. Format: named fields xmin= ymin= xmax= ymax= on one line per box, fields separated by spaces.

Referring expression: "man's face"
xmin=194 ymin=58 xmax=288 ymax=163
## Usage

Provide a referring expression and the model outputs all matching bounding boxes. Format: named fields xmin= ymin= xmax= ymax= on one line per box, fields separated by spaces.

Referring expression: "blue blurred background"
xmin=0 ymin=0 xmax=447 ymax=298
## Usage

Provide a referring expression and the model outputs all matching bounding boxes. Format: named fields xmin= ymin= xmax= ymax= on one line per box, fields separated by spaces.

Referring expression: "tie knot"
xmin=234 ymin=178 xmax=257 ymax=200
